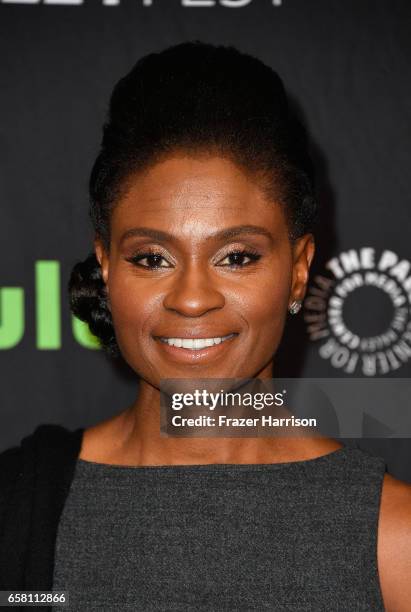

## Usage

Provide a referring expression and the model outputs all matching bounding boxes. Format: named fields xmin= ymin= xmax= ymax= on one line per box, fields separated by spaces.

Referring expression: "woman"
xmin=1 ymin=41 xmax=410 ymax=611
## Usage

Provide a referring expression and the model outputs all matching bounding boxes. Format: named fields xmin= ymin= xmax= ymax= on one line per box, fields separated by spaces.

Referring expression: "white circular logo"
xmin=304 ymin=248 xmax=411 ymax=376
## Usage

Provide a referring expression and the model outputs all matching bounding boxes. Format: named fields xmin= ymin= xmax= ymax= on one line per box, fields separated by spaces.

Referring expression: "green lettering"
xmin=35 ymin=260 xmax=61 ymax=349
xmin=72 ymin=316 xmax=101 ymax=350
xmin=0 ymin=287 xmax=24 ymax=349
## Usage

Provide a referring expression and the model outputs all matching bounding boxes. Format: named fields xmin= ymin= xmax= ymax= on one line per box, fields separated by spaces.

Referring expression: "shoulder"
xmin=0 ymin=423 xmax=84 ymax=483
xmin=378 ymin=472 xmax=411 ymax=612
xmin=0 ymin=444 xmax=22 ymax=494
xmin=0 ymin=423 xmax=84 ymax=528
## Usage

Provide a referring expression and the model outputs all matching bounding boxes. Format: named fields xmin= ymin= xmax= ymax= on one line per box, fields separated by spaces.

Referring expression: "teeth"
xmin=159 ymin=334 xmax=235 ymax=350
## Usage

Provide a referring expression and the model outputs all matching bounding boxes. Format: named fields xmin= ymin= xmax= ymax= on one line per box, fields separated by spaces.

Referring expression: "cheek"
xmin=239 ymin=268 xmax=291 ymax=360
xmin=240 ymin=267 xmax=290 ymax=321
xmin=107 ymin=274 xmax=160 ymax=348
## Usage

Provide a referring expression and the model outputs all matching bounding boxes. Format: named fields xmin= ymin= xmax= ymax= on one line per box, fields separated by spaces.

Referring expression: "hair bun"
xmin=68 ymin=252 xmax=119 ymax=357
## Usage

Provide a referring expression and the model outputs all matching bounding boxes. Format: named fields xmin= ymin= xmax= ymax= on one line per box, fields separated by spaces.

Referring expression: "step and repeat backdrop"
xmin=1 ymin=0 xmax=410 ymax=480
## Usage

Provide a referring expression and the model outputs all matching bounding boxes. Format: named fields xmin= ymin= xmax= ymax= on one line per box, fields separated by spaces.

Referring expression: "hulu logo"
xmin=0 ymin=260 xmax=100 ymax=350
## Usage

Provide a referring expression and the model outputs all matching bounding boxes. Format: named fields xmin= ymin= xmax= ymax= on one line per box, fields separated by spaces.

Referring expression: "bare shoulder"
xmin=378 ymin=472 xmax=411 ymax=612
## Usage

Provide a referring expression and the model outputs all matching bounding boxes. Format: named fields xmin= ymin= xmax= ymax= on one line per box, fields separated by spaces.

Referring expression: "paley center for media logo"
xmin=304 ymin=247 xmax=411 ymax=376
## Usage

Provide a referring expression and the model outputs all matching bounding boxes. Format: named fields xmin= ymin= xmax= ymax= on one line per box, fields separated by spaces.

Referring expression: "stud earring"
xmin=288 ymin=299 xmax=302 ymax=315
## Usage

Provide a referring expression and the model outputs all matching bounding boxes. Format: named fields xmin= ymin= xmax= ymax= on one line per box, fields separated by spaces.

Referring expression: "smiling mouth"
xmin=155 ymin=333 xmax=237 ymax=351
xmin=154 ymin=332 xmax=238 ymax=354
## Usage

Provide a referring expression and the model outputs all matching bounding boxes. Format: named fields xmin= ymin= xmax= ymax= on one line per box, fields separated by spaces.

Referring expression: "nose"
xmin=162 ymin=262 xmax=225 ymax=317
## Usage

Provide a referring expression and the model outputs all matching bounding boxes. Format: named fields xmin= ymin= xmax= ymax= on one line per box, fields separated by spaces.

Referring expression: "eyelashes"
xmin=126 ymin=251 xmax=170 ymax=269
xmin=125 ymin=248 xmax=262 ymax=270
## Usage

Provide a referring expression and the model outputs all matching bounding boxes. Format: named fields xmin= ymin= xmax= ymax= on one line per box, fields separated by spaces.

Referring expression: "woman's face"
xmin=95 ymin=154 xmax=314 ymax=387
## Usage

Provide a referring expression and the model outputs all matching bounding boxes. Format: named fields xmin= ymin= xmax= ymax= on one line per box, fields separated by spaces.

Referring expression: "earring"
xmin=288 ymin=300 xmax=302 ymax=315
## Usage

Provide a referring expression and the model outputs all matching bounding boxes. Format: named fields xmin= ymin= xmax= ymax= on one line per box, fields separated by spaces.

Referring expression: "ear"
xmin=94 ymin=237 xmax=110 ymax=290
xmin=289 ymin=233 xmax=315 ymax=307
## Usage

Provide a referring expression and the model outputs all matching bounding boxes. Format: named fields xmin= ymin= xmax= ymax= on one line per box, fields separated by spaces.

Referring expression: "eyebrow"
xmin=119 ymin=224 xmax=274 ymax=245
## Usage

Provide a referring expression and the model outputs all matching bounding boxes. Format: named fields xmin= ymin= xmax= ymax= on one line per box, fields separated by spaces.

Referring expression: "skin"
xmin=80 ymin=153 xmax=411 ymax=610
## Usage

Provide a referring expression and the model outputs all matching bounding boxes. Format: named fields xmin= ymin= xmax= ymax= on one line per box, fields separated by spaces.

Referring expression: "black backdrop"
xmin=1 ymin=0 xmax=410 ymax=481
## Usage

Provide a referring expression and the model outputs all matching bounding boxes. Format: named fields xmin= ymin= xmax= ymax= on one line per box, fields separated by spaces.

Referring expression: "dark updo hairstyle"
xmin=69 ymin=40 xmax=317 ymax=358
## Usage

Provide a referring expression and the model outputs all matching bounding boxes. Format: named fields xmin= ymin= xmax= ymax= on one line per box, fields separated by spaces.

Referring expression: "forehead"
xmin=110 ymin=155 xmax=286 ymax=239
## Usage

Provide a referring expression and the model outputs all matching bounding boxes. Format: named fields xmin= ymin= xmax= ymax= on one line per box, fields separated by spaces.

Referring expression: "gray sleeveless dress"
xmin=52 ymin=445 xmax=386 ymax=611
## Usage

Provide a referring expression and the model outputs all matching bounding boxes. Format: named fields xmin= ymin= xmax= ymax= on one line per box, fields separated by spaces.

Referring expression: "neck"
xmin=80 ymin=380 xmax=343 ymax=466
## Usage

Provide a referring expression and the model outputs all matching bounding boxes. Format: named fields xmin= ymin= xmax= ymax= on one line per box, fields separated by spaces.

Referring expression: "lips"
xmin=153 ymin=332 xmax=239 ymax=340
xmin=152 ymin=332 xmax=239 ymax=363
xmin=158 ymin=334 xmax=236 ymax=349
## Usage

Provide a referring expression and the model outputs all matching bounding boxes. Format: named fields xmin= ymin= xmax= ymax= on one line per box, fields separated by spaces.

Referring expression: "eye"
xmin=217 ymin=249 xmax=261 ymax=267
xmin=125 ymin=247 xmax=262 ymax=270
xmin=125 ymin=250 xmax=172 ymax=269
